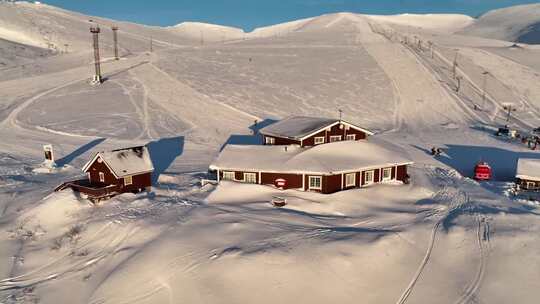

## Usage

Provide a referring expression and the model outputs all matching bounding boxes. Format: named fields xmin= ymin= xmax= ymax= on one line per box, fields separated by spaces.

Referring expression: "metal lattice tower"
xmin=90 ymin=26 xmax=102 ymax=84
xmin=112 ymin=26 xmax=119 ymax=60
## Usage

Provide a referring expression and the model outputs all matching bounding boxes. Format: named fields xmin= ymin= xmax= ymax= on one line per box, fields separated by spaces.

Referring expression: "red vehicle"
xmin=474 ymin=162 xmax=492 ymax=181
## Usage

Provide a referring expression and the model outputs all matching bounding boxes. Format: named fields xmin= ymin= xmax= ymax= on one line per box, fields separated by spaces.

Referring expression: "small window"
xmin=222 ymin=171 xmax=235 ymax=181
xmin=527 ymin=181 xmax=536 ymax=190
xmin=265 ymin=137 xmax=275 ymax=145
xmin=330 ymin=135 xmax=342 ymax=142
xmin=346 ymin=134 xmax=356 ymax=141
xmin=314 ymin=137 xmax=325 ymax=145
xmin=99 ymin=172 xmax=105 ymax=183
xmin=382 ymin=168 xmax=392 ymax=181
xmin=124 ymin=176 xmax=133 ymax=186
xmin=309 ymin=176 xmax=322 ymax=190
xmin=364 ymin=170 xmax=374 ymax=185
xmin=244 ymin=173 xmax=257 ymax=184
xmin=345 ymin=173 xmax=356 ymax=187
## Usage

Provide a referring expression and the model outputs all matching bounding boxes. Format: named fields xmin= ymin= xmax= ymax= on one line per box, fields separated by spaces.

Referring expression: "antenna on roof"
xmin=338 ymin=109 xmax=343 ymax=121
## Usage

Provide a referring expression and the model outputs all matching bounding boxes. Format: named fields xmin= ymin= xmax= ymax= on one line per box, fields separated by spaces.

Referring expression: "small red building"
xmin=259 ymin=116 xmax=374 ymax=147
xmin=210 ymin=140 xmax=412 ymax=194
xmin=56 ymin=146 xmax=154 ymax=202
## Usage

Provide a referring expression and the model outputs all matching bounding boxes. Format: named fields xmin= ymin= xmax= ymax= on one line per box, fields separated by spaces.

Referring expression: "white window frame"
xmin=346 ymin=134 xmax=356 ymax=141
xmin=99 ymin=172 xmax=105 ymax=183
xmin=308 ymin=176 xmax=322 ymax=190
xmin=364 ymin=170 xmax=374 ymax=185
xmin=244 ymin=172 xmax=257 ymax=184
xmin=329 ymin=135 xmax=342 ymax=142
xmin=314 ymin=136 xmax=325 ymax=145
xmin=382 ymin=168 xmax=392 ymax=182
xmin=345 ymin=173 xmax=356 ymax=187
xmin=527 ymin=181 xmax=536 ymax=189
xmin=222 ymin=171 xmax=235 ymax=181
xmin=265 ymin=136 xmax=275 ymax=145
xmin=124 ymin=175 xmax=133 ymax=186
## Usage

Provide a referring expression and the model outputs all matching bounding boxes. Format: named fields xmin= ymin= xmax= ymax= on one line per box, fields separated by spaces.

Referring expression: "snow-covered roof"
xmin=516 ymin=158 xmax=540 ymax=181
xmin=82 ymin=146 xmax=154 ymax=178
xmin=210 ymin=139 xmax=413 ymax=175
xmin=259 ymin=116 xmax=374 ymax=140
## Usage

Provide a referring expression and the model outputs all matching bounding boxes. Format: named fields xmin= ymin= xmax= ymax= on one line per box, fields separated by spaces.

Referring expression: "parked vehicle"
xmin=496 ymin=126 xmax=518 ymax=138
xmin=474 ymin=162 xmax=492 ymax=181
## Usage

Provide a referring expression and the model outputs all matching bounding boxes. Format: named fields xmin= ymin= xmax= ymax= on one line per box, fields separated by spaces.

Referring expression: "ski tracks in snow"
xmin=454 ymin=217 xmax=490 ymax=304
xmin=0 ymin=223 xmax=139 ymax=293
xmin=396 ymin=180 xmax=469 ymax=304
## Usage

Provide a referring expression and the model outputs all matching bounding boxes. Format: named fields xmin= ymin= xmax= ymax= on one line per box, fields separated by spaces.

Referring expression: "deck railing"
xmin=55 ymin=179 xmax=120 ymax=198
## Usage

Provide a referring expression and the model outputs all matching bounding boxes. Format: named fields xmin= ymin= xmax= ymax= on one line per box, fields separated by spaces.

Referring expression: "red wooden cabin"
xmin=210 ymin=140 xmax=412 ymax=194
xmin=259 ymin=116 xmax=374 ymax=147
xmin=56 ymin=146 xmax=154 ymax=202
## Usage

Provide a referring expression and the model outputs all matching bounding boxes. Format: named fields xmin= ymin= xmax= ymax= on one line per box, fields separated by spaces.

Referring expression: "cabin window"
xmin=330 ymin=135 xmax=342 ymax=142
xmin=364 ymin=170 xmax=374 ymax=185
xmin=314 ymin=137 xmax=325 ymax=145
xmin=265 ymin=137 xmax=275 ymax=145
xmin=346 ymin=134 xmax=356 ymax=141
xmin=527 ymin=181 xmax=536 ymax=190
xmin=345 ymin=173 xmax=356 ymax=187
xmin=244 ymin=173 xmax=257 ymax=184
xmin=309 ymin=176 xmax=322 ymax=190
xmin=382 ymin=168 xmax=392 ymax=181
xmin=222 ymin=171 xmax=235 ymax=181
xmin=99 ymin=172 xmax=105 ymax=183
xmin=124 ymin=176 xmax=133 ymax=186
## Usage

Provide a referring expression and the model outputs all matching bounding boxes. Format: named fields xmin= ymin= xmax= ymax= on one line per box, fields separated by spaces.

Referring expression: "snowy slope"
xmin=367 ymin=13 xmax=474 ymax=33
xmin=460 ymin=3 xmax=540 ymax=44
xmin=169 ymin=22 xmax=246 ymax=42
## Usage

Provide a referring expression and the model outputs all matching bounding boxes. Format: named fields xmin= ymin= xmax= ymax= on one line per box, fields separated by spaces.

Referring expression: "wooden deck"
xmin=55 ymin=179 xmax=121 ymax=201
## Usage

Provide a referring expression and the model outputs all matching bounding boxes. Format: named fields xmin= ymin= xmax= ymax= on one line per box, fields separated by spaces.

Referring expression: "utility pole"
xmin=112 ymin=26 xmax=119 ymax=60
xmin=90 ymin=26 xmax=102 ymax=84
xmin=338 ymin=109 xmax=343 ymax=121
xmin=503 ymin=104 xmax=517 ymax=123
xmin=452 ymin=49 xmax=459 ymax=79
xmin=481 ymin=71 xmax=489 ymax=110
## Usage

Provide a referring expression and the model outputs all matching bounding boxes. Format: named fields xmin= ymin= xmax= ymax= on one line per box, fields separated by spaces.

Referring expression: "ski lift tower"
xmin=90 ymin=26 xmax=102 ymax=85
xmin=112 ymin=26 xmax=119 ymax=60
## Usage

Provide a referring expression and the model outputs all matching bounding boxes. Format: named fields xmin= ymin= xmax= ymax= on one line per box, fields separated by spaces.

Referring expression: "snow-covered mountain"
xmin=1 ymin=2 xmax=540 ymax=304
xmin=460 ymin=3 xmax=540 ymax=44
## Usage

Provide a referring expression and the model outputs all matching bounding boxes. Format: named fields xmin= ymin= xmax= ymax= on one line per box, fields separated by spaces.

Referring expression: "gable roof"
xmin=516 ymin=158 xmax=540 ymax=181
xmin=259 ymin=116 xmax=374 ymax=140
xmin=210 ymin=139 xmax=412 ymax=175
xmin=82 ymin=146 xmax=154 ymax=179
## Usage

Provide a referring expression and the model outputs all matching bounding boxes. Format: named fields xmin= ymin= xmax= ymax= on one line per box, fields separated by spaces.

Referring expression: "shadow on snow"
xmin=220 ymin=118 xmax=278 ymax=151
xmin=147 ymin=136 xmax=184 ymax=183
xmin=55 ymin=138 xmax=107 ymax=167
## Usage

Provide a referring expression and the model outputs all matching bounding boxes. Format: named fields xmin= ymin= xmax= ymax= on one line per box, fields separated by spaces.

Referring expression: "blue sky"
xmin=43 ymin=0 xmax=538 ymax=31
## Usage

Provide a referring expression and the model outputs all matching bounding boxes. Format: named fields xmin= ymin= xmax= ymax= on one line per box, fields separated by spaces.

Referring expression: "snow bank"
xmin=210 ymin=139 xmax=413 ymax=174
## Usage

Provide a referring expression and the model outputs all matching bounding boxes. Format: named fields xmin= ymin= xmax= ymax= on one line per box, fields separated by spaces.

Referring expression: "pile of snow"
xmin=367 ymin=13 xmax=474 ymax=33
xmin=210 ymin=139 xmax=413 ymax=174
xmin=516 ymin=158 xmax=540 ymax=181
xmin=460 ymin=3 xmax=540 ymax=44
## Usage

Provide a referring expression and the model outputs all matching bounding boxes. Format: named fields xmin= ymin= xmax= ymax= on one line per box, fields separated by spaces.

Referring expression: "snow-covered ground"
xmin=1 ymin=2 xmax=540 ymax=303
